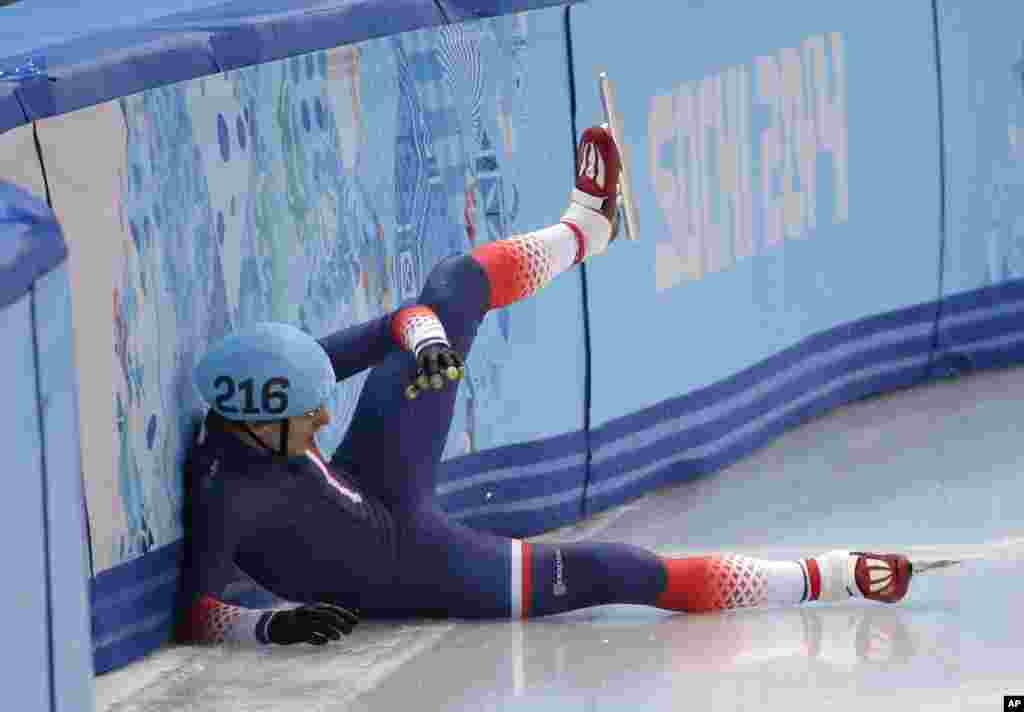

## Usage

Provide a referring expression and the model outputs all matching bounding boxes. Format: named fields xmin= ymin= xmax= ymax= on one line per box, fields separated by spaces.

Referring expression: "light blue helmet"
xmin=195 ymin=322 xmax=335 ymax=422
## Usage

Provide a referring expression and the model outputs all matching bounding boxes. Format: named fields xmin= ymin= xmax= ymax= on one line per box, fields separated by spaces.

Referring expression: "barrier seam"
xmin=29 ymin=119 xmax=60 ymax=707
xmin=30 ymin=122 xmax=53 ymax=208
xmin=928 ymin=0 xmax=950 ymax=373
xmin=563 ymin=4 xmax=593 ymax=520
xmin=30 ymin=284 xmax=57 ymax=712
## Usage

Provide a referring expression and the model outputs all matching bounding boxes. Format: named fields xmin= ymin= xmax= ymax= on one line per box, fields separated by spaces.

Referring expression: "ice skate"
xmin=816 ymin=550 xmax=914 ymax=604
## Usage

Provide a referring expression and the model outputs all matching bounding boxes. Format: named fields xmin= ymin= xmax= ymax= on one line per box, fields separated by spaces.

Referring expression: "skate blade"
xmin=599 ymin=72 xmax=639 ymax=241
xmin=910 ymin=558 xmax=963 ymax=574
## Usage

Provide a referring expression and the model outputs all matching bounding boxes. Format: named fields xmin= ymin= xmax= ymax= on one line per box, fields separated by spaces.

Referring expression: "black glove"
xmin=404 ymin=342 xmax=465 ymax=400
xmin=266 ymin=603 xmax=359 ymax=646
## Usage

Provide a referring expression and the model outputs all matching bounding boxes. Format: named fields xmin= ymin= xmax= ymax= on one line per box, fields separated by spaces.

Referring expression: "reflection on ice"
xmin=101 ymin=596 xmax=967 ymax=712
xmin=102 ymin=622 xmax=454 ymax=712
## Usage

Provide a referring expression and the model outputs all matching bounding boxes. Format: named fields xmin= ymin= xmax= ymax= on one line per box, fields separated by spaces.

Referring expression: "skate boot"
xmin=815 ymin=550 xmax=913 ymax=604
xmin=561 ymin=126 xmax=622 ymax=260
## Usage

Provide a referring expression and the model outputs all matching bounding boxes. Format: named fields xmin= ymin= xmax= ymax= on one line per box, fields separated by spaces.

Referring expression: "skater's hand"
xmin=266 ymin=603 xmax=359 ymax=646
xmin=405 ymin=343 xmax=465 ymax=400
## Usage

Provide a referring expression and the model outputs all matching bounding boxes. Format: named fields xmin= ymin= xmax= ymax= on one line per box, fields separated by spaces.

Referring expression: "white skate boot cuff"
xmin=816 ymin=550 xmax=858 ymax=602
xmin=561 ymin=201 xmax=612 ymax=258
xmin=571 ymin=188 xmax=604 ymax=211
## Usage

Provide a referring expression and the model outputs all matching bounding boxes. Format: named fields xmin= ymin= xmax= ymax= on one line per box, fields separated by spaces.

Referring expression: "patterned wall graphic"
xmin=32 ymin=13 xmax=547 ymax=570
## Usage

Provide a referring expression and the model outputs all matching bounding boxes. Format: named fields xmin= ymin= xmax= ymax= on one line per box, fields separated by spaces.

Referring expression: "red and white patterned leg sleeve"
xmin=471 ymin=224 xmax=580 ymax=309
xmin=656 ymin=555 xmax=810 ymax=613
xmin=183 ymin=595 xmax=274 ymax=645
xmin=391 ymin=305 xmax=449 ymax=356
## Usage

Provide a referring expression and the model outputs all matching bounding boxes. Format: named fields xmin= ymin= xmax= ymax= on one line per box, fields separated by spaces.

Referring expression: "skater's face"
xmin=244 ymin=404 xmax=330 ymax=456
xmin=287 ymin=404 xmax=331 ymax=454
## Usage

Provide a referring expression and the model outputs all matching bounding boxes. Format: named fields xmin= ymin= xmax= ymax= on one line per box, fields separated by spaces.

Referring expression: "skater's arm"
xmin=179 ymin=469 xmax=359 ymax=647
xmin=181 ymin=594 xmax=358 ymax=646
xmin=317 ymin=313 xmax=398 ymax=383
xmin=177 ymin=482 xmax=277 ymax=645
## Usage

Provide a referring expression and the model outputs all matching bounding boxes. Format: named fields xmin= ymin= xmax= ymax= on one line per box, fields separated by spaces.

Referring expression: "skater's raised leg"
xmin=332 ymin=126 xmax=624 ymax=508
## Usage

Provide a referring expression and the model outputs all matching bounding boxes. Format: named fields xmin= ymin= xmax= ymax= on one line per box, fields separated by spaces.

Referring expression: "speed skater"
xmin=178 ymin=126 xmax=913 ymax=647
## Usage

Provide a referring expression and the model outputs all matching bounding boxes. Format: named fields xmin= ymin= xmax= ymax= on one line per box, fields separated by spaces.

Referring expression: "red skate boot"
xmin=561 ymin=126 xmax=622 ymax=260
xmin=851 ymin=552 xmax=913 ymax=603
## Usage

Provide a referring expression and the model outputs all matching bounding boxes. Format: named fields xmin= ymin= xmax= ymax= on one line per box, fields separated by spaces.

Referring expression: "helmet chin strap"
xmin=279 ymin=419 xmax=290 ymax=457
xmin=242 ymin=419 xmax=290 ymax=457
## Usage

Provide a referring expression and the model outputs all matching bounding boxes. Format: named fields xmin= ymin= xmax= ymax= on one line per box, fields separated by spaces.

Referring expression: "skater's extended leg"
xmin=534 ymin=548 xmax=911 ymax=614
xmin=372 ymin=502 xmax=913 ymax=619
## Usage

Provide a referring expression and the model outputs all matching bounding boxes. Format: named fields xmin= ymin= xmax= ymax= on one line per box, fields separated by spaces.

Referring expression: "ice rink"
xmin=96 ymin=364 xmax=1024 ymax=711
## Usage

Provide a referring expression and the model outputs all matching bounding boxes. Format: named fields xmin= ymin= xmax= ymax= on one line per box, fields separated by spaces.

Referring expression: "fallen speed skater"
xmin=178 ymin=126 xmax=923 ymax=648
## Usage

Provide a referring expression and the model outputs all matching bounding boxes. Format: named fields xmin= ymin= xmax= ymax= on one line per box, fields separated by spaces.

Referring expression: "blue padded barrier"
xmin=1 ymin=179 xmax=94 ymax=711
